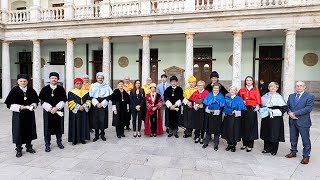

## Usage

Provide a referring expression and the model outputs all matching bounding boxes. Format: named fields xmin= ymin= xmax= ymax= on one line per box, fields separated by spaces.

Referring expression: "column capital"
xmin=31 ymin=39 xmax=42 ymax=43
xmin=1 ymin=41 xmax=11 ymax=44
xmin=101 ymin=36 xmax=112 ymax=40
xmin=65 ymin=38 xmax=76 ymax=42
xmin=185 ymin=32 xmax=195 ymax=36
xmin=285 ymin=28 xmax=300 ymax=34
xmin=233 ymin=31 xmax=244 ymax=35
xmin=141 ymin=34 xmax=151 ymax=39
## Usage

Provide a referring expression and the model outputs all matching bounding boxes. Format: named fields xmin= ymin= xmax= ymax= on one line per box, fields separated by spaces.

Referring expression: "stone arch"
xmin=10 ymin=0 xmax=27 ymax=10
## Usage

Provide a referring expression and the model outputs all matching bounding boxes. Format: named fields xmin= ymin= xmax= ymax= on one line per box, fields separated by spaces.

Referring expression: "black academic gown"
xmin=39 ymin=85 xmax=67 ymax=136
xmin=5 ymin=86 xmax=39 ymax=144
xmin=111 ymin=89 xmax=130 ymax=127
xmin=205 ymin=82 xmax=228 ymax=96
xmin=260 ymin=106 xmax=287 ymax=143
xmin=67 ymin=90 xmax=91 ymax=143
xmin=164 ymin=86 xmax=184 ymax=129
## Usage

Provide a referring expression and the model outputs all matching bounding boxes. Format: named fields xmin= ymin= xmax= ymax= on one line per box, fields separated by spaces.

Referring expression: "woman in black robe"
xmin=130 ymin=80 xmax=145 ymax=137
xmin=111 ymin=80 xmax=130 ymax=138
xmin=260 ymin=82 xmax=287 ymax=155
xmin=68 ymin=78 xmax=91 ymax=145
xmin=5 ymin=74 xmax=39 ymax=157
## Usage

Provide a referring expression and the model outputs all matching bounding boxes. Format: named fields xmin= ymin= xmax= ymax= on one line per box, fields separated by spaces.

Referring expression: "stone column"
xmin=232 ymin=31 xmax=243 ymax=90
xmin=102 ymin=36 xmax=111 ymax=85
xmin=185 ymin=32 xmax=195 ymax=88
xmin=100 ymin=0 xmax=111 ymax=18
xmin=141 ymin=34 xmax=151 ymax=84
xmin=64 ymin=0 xmax=74 ymax=20
xmin=283 ymin=29 xmax=298 ymax=101
xmin=1 ymin=0 xmax=9 ymax=23
xmin=2 ymin=41 xmax=11 ymax=99
xmin=30 ymin=0 xmax=41 ymax=23
xmin=32 ymin=40 xmax=41 ymax=94
xmin=65 ymin=38 xmax=75 ymax=92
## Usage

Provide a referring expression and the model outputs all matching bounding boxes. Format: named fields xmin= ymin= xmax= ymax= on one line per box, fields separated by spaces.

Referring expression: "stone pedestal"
xmin=142 ymin=34 xmax=151 ymax=84
xmin=66 ymin=38 xmax=75 ymax=92
xmin=100 ymin=0 xmax=111 ymax=18
xmin=141 ymin=0 xmax=151 ymax=15
xmin=2 ymin=41 xmax=11 ymax=99
xmin=185 ymin=32 xmax=195 ymax=88
xmin=1 ymin=0 xmax=9 ymax=23
xmin=64 ymin=0 xmax=74 ymax=20
xmin=102 ymin=36 xmax=111 ymax=85
xmin=32 ymin=40 xmax=41 ymax=94
xmin=232 ymin=31 xmax=243 ymax=90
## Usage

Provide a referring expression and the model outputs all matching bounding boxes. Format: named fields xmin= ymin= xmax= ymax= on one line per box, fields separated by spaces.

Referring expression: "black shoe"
xmin=72 ymin=142 xmax=77 ymax=145
xmin=202 ymin=144 xmax=208 ymax=149
xmin=93 ymin=136 xmax=99 ymax=142
xmin=240 ymin=146 xmax=247 ymax=150
xmin=200 ymin=139 xmax=204 ymax=144
xmin=183 ymin=134 xmax=190 ymax=138
xmin=175 ymin=135 xmax=179 ymax=138
xmin=45 ymin=146 xmax=51 ymax=152
xmin=121 ymin=134 xmax=125 ymax=137
xmin=101 ymin=136 xmax=106 ymax=141
xmin=271 ymin=152 xmax=277 ymax=156
xmin=166 ymin=128 xmax=169 ymax=133
xmin=138 ymin=132 xmax=141 ymax=137
xmin=26 ymin=148 xmax=36 ymax=154
xmin=246 ymin=147 xmax=252 ymax=152
xmin=126 ymin=127 xmax=131 ymax=131
xmin=262 ymin=150 xmax=269 ymax=154
xmin=231 ymin=147 xmax=236 ymax=152
xmin=150 ymin=134 xmax=153 ymax=137
xmin=57 ymin=143 xmax=64 ymax=149
xmin=154 ymin=134 xmax=157 ymax=137
xmin=168 ymin=134 xmax=173 ymax=137
xmin=117 ymin=135 xmax=121 ymax=139
xmin=195 ymin=138 xmax=200 ymax=143
xmin=226 ymin=145 xmax=232 ymax=151
xmin=214 ymin=145 xmax=219 ymax=151
xmin=16 ymin=151 xmax=22 ymax=158
xmin=81 ymin=140 xmax=86 ymax=144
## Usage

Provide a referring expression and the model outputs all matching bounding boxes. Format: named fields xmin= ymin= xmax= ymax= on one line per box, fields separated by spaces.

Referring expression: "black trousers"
xmin=44 ymin=134 xmax=62 ymax=147
xmin=242 ymin=139 xmax=254 ymax=148
xmin=184 ymin=128 xmax=193 ymax=136
xmin=194 ymin=130 xmax=204 ymax=139
xmin=264 ymin=140 xmax=279 ymax=153
xmin=227 ymin=142 xmax=237 ymax=146
xmin=16 ymin=141 xmax=32 ymax=152
xmin=132 ymin=109 xmax=143 ymax=131
xmin=95 ymin=128 xmax=105 ymax=137
xmin=116 ymin=126 xmax=124 ymax=137
xmin=150 ymin=113 xmax=157 ymax=134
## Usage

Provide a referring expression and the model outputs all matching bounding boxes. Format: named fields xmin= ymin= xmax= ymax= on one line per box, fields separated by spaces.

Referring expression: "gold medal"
xmin=122 ymin=99 xmax=124 ymax=102
xmin=24 ymin=97 xmax=27 ymax=100
xmin=51 ymin=93 xmax=54 ymax=97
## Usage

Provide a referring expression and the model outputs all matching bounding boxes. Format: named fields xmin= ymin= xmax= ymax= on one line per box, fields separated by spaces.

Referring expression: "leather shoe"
xmin=195 ymin=138 xmax=200 ymax=143
xmin=226 ymin=145 xmax=232 ymax=151
xmin=81 ymin=140 xmax=86 ymax=144
xmin=300 ymin=157 xmax=310 ymax=164
xmin=174 ymin=135 xmax=179 ymax=138
xmin=26 ymin=148 xmax=36 ymax=154
xmin=246 ymin=147 xmax=252 ymax=152
xmin=16 ymin=151 xmax=22 ymax=158
xmin=202 ymin=144 xmax=208 ymax=149
xmin=271 ymin=152 xmax=277 ymax=156
xmin=214 ymin=145 xmax=218 ymax=151
xmin=231 ymin=147 xmax=236 ymax=152
xmin=45 ymin=146 xmax=51 ymax=152
xmin=57 ymin=143 xmax=64 ymax=149
xmin=240 ymin=146 xmax=247 ymax=150
xmin=285 ymin=153 xmax=296 ymax=158
xmin=200 ymin=139 xmax=204 ymax=144
xmin=101 ymin=136 xmax=106 ymax=141
xmin=262 ymin=150 xmax=270 ymax=154
xmin=168 ymin=134 xmax=173 ymax=137
xmin=121 ymin=134 xmax=126 ymax=137
xmin=93 ymin=136 xmax=99 ymax=142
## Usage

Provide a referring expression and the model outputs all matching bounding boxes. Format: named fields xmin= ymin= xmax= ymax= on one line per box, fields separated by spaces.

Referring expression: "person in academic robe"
xmin=67 ymin=78 xmax=91 ymax=145
xmin=164 ymin=76 xmax=184 ymax=138
xmin=5 ymin=74 xmax=39 ymax=158
xmin=189 ymin=80 xmax=209 ymax=144
xmin=182 ymin=76 xmax=198 ymax=138
xmin=130 ymin=80 xmax=146 ymax=137
xmin=202 ymin=82 xmax=225 ymax=150
xmin=222 ymin=86 xmax=247 ymax=152
xmin=237 ymin=76 xmax=262 ymax=152
xmin=39 ymin=72 xmax=67 ymax=152
xmin=259 ymin=79 xmax=268 ymax=96
xmin=89 ymin=72 xmax=113 ymax=142
xmin=81 ymin=74 xmax=94 ymax=133
xmin=205 ymin=71 xmax=228 ymax=96
xmin=123 ymin=76 xmax=134 ymax=130
xmin=260 ymin=82 xmax=287 ymax=156
xmin=111 ymin=80 xmax=130 ymax=138
xmin=142 ymin=77 xmax=152 ymax=95
xmin=145 ymin=83 xmax=163 ymax=137
xmin=156 ymin=74 xmax=170 ymax=133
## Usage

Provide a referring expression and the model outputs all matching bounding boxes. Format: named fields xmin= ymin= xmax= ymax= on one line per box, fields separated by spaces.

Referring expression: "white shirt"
xmin=19 ymin=86 xmax=27 ymax=93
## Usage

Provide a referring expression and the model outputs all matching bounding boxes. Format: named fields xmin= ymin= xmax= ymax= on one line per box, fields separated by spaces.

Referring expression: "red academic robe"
xmin=237 ymin=87 xmax=262 ymax=106
xmin=144 ymin=93 xmax=163 ymax=135
xmin=189 ymin=89 xmax=209 ymax=103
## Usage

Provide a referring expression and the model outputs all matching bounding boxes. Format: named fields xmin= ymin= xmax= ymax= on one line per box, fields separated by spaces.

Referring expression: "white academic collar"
xmin=19 ymin=86 xmax=27 ymax=92
xmin=213 ymin=92 xmax=219 ymax=96
xmin=246 ymin=85 xmax=253 ymax=90
xmin=50 ymin=84 xmax=57 ymax=89
xmin=172 ymin=86 xmax=177 ymax=89
xmin=231 ymin=94 xmax=236 ymax=99
xmin=297 ymin=91 xmax=304 ymax=96
xmin=198 ymin=89 xmax=205 ymax=93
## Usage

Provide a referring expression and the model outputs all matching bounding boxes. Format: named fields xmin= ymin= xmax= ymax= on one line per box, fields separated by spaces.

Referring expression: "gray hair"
xmin=296 ymin=81 xmax=306 ymax=86
xmin=268 ymin=82 xmax=279 ymax=89
xmin=229 ymin=86 xmax=238 ymax=92
xmin=96 ymin=72 xmax=104 ymax=78
xmin=83 ymin=75 xmax=89 ymax=78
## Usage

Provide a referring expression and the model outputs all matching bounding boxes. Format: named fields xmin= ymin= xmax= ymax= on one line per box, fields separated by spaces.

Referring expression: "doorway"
xmin=138 ymin=49 xmax=159 ymax=83
xmin=193 ymin=47 xmax=213 ymax=84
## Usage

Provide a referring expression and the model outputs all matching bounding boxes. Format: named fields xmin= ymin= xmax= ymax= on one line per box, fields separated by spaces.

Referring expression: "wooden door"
xmin=193 ymin=60 xmax=212 ymax=85
xmin=92 ymin=50 xmax=103 ymax=82
xmin=139 ymin=49 xmax=159 ymax=83
xmin=258 ymin=46 xmax=283 ymax=93
xmin=18 ymin=52 xmax=32 ymax=85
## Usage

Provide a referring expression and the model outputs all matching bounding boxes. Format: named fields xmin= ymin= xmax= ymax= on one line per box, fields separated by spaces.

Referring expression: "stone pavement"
xmin=0 ymin=103 xmax=319 ymax=180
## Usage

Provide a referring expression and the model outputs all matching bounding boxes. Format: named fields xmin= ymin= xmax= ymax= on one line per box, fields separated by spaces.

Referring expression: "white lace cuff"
xmin=10 ymin=104 xmax=21 ymax=112
xmin=92 ymin=98 xmax=99 ymax=107
xmin=42 ymin=102 xmax=52 ymax=112
xmin=72 ymin=104 xmax=80 ymax=114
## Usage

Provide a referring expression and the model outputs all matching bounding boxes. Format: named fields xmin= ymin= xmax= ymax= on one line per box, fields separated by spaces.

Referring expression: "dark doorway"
xmin=50 ymin=51 xmax=65 ymax=65
xmin=193 ymin=47 xmax=213 ymax=85
xmin=17 ymin=52 xmax=32 ymax=86
xmin=258 ymin=46 xmax=283 ymax=93
xmin=138 ymin=49 xmax=159 ymax=84
xmin=92 ymin=50 xmax=103 ymax=81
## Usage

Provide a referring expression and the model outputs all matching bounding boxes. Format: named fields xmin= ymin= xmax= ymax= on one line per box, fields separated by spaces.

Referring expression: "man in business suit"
xmin=156 ymin=74 xmax=170 ymax=133
xmin=285 ymin=81 xmax=314 ymax=164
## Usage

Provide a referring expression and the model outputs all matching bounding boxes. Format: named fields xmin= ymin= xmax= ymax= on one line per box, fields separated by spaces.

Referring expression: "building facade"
xmin=0 ymin=0 xmax=319 ymax=101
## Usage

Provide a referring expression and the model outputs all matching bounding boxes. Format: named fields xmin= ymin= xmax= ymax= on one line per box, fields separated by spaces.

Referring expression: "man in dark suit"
xmin=285 ymin=81 xmax=314 ymax=164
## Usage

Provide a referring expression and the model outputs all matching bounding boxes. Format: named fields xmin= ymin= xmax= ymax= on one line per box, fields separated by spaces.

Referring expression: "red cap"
xmin=74 ymin=78 xmax=84 ymax=84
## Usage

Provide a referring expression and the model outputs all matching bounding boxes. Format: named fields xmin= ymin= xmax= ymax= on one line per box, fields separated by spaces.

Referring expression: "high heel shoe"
xmin=138 ymin=132 xmax=141 ymax=137
xmin=133 ymin=132 xmax=137 ymax=138
xmin=200 ymin=139 xmax=204 ymax=144
xmin=195 ymin=138 xmax=200 ymax=143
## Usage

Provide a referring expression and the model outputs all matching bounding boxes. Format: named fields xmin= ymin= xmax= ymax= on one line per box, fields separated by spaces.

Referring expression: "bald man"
xmin=142 ymin=77 xmax=152 ymax=95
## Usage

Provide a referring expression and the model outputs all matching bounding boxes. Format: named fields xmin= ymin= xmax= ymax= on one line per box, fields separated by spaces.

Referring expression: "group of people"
xmin=5 ymin=70 xmax=314 ymax=165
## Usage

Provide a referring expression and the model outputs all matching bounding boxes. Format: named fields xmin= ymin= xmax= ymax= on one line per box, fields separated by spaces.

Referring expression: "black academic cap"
xmin=170 ymin=75 xmax=178 ymax=82
xmin=210 ymin=71 xmax=219 ymax=78
xmin=17 ymin=74 xmax=29 ymax=80
xmin=49 ymin=72 xmax=59 ymax=79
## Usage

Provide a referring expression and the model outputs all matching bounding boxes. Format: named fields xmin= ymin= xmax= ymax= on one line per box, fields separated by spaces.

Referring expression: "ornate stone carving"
xmin=74 ymin=57 xmax=83 ymax=68
xmin=118 ymin=56 xmax=129 ymax=68
xmin=163 ymin=66 xmax=185 ymax=88
xmin=303 ymin=53 xmax=318 ymax=66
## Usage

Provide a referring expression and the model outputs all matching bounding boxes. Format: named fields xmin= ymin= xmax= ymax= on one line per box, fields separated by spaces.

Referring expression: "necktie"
xmin=294 ymin=93 xmax=301 ymax=105
xmin=163 ymin=83 xmax=165 ymax=92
